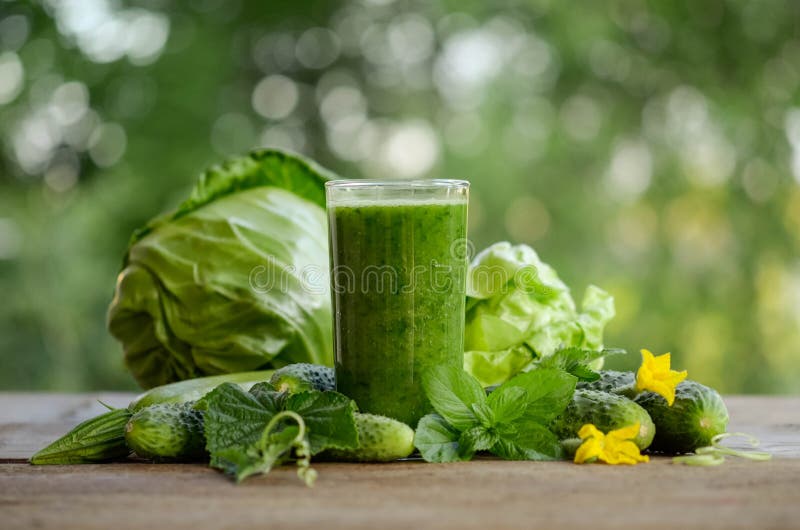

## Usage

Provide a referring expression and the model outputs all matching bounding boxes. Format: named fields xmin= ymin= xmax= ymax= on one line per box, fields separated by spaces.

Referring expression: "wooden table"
xmin=1 ymin=394 xmax=798 ymax=530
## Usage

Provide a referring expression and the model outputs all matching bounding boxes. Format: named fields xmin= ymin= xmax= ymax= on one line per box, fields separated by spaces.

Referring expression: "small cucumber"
xmin=125 ymin=403 xmax=206 ymax=461
xmin=634 ymin=380 xmax=728 ymax=454
xmin=130 ymin=370 xmax=274 ymax=411
xmin=551 ymin=389 xmax=655 ymax=450
xmin=269 ymin=363 xmax=335 ymax=394
xmin=324 ymin=413 xmax=415 ymax=462
xmin=30 ymin=408 xmax=132 ymax=465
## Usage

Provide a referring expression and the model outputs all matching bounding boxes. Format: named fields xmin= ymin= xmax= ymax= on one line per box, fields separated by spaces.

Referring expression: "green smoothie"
xmin=327 ymin=189 xmax=468 ymax=426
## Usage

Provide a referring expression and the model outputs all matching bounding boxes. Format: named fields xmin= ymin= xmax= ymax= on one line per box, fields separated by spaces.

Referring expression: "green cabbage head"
xmin=107 ymin=150 xmax=336 ymax=388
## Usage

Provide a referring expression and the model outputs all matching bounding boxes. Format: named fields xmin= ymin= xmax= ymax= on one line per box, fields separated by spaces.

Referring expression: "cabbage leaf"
xmin=108 ymin=150 xmax=337 ymax=388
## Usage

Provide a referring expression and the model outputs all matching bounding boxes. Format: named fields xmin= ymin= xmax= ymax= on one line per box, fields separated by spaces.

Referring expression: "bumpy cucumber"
xmin=634 ymin=380 xmax=728 ymax=454
xmin=269 ymin=363 xmax=335 ymax=394
xmin=576 ymin=370 xmax=635 ymax=393
xmin=30 ymin=408 xmax=132 ymax=465
xmin=125 ymin=402 xmax=206 ymax=461
xmin=551 ymin=389 xmax=655 ymax=450
xmin=324 ymin=413 xmax=415 ymax=462
xmin=33 ymin=372 xmax=274 ymax=465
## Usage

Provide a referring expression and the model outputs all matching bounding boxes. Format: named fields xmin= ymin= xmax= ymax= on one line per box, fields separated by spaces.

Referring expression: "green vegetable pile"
xmin=32 ymin=367 xmax=415 ymax=485
xmin=32 ymin=150 xmax=768 ymax=483
xmin=33 ymin=351 xmax=759 ymax=482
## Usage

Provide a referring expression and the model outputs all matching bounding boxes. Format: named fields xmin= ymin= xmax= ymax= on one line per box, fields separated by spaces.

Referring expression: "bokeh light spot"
xmin=0 ymin=52 xmax=25 ymax=105
xmin=296 ymin=27 xmax=340 ymax=69
xmin=380 ymin=120 xmax=440 ymax=178
xmin=88 ymin=122 xmax=127 ymax=167
xmin=606 ymin=139 xmax=653 ymax=201
xmin=252 ymin=75 xmax=299 ymax=121
xmin=560 ymin=95 xmax=602 ymax=142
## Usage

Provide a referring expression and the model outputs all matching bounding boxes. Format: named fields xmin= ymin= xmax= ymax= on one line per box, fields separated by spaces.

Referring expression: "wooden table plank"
xmin=0 ymin=394 xmax=798 ymax=530
xmin=2 ymin=459 xmax=799 ymax=530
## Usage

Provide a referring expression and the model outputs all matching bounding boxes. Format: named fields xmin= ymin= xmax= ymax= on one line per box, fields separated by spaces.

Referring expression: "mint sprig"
xmin=415 ymin=366 xmax=576 ymax=463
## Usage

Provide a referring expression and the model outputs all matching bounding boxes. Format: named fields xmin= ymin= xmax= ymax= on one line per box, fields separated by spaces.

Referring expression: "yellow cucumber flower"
xmin=635 ymin=349 xmax=688 ymax=406
xmin=574 ymin=423 xmax=649 ymax=465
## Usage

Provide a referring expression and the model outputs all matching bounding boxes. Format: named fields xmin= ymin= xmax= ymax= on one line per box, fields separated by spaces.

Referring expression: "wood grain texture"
xmin=0 ymin=394 xmax=798 ymax=530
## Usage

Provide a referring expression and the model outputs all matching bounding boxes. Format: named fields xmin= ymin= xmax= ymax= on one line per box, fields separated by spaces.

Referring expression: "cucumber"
xmin=324 ymin=413 xmax=415 ymax=462
xmin=551 ymin=389 xmax=655 ymax=450
xmin=33 ymin=371 xmax=273 ymax=465
xmin=634 ymin=380 xmax=728 ymax=454
xmin=576 ymin=370 xmax=635 ymax=393
xmin=30 ymin=408 xmax=132 ymax=465
xmin=125 ymin=402 xmax=206 ymax=461
xmin=130 ymin=370 xmax=274 ymax=411
xmin=269 ymin=363 xmax=335 ymax=394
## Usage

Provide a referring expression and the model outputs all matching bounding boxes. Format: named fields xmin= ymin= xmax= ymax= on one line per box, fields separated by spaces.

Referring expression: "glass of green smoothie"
xmin=326 ymin=179 xmax=469 ymax=426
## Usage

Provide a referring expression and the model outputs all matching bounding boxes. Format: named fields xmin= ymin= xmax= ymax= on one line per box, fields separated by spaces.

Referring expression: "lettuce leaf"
xmin=464 ymin=242 xmax=615 ymax=386
xmin=108 ymin=149 xmax=336 ymax=388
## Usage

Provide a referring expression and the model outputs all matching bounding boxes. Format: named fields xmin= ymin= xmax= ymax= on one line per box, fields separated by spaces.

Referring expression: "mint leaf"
xmin=459 ymin=426 xmax=498 ymax=458
xmin=285 ymin=391 xmax=358 ymax=454
xmin=536 ymin=347 xmax=625 ymax=381
xmin=470 ymin=402 xmax=495 ymax=428
xmin=422 ymin=366 xmax=486 ymax=430
xmin=499 ymin=368 xmax=577 ymax=424
xmin=486 ymin=386 xmax=527 ymax=424
xmin=414 ymin=414 xmax=467 ymax=463
xmin=571 ymin=364 xmax=601 ymax=382
xmin=492 ymin=421 xmax=562 ymax=461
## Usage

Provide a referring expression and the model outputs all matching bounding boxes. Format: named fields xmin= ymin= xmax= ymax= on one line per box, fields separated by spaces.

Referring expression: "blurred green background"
xmin=1 ymin=0 xmax=799 ymax=393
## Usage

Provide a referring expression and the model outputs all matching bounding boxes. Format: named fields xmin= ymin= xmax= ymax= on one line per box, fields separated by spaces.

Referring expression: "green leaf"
xmin=571 ymin=365 xmax=601 ymax=382
xmin=421 ymin=365 xmax=486 ymax=431
xmin=215 ymin=425 xmax=298 ymax=482
xmin=536 ymin=347 xmax=625 ymax=381
xmin=491 ymin=421 xmax=563 ymax=461
xmin=203 ymin=382 xmax=356 ymax=483
xmin=202 ymin=383 xmax=277 ymax=460
xmin=108 ymin=149 xmax=337 ymax=389
xmin=130 ymin=149 xmax=334 ymax=244
xmin=459 ymin=426 xmax=498 ymax=457
xmin=498 ymin=369 xmax=577 ymax=424
xmin=470 ymin=402 xmax=495 ymax=428
xmin=486 ymin=386 xmax=528 ymax=424
xmin=249 ymin=382 xmax=287 ymax=413
xmin=463 ymin=242 xmax=616 ymax=387
xmin=464 ymin=345 xmax=533 ymax=387
xmin=414 ymin=414 xmax=468 ymax=463
xmin=284 ymin=391 xmax=358 ymax=455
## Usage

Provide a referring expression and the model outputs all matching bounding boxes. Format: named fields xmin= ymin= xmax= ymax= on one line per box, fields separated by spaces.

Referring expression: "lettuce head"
xmin=464 ymin=242 xmax=615 ymax=386
xmin=107 ymin=150 xmax=336 ymax=388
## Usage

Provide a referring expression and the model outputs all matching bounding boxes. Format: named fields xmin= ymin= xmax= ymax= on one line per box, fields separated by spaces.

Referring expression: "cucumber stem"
xmin=672 ymin=432 xmax=772 ymax=466
xmin=258 ymin=411 xmax=317 ymax=487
